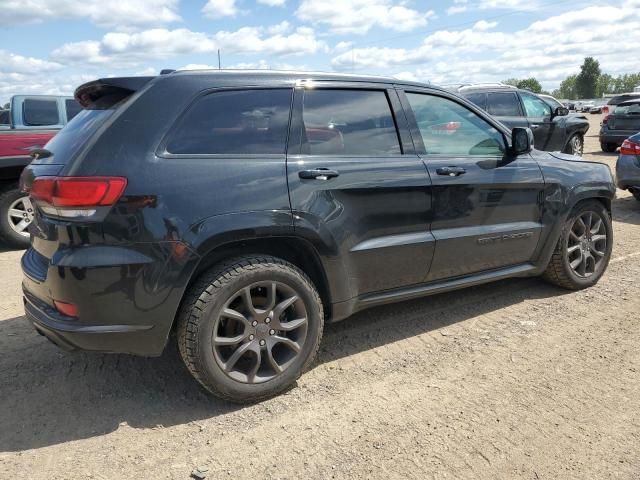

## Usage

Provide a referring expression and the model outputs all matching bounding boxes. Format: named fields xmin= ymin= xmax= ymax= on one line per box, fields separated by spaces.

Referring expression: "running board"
xmin=360 ymin=263 xmax=536 ymax=308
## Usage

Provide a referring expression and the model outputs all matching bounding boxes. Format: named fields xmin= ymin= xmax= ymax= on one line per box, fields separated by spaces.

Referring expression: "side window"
xmin=166 ymin=89 xmax=292 ymax=155
xmin=65 ymin=99 xmax=82 ymax=121
xmin=301 ymin=89 xmax=401 ymax=155
xmin=520 ymin=92 xmax=552 ymax=117
xmin=464 ymin=93 xmax=487 ymax=111
xmin=23 ymin=98 xmax=60 ymax=126
xmin=487 ymin=92 xmax=522 ymax=117
xmin=406 ymin=92 xmax=505 ymax=156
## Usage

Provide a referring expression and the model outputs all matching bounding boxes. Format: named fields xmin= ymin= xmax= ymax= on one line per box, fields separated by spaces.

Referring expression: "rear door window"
xmin=23 ymin=98 xmax=60 ymax=126
xmin=301 ymin=89 xmax=401 ymax=155
xmin=65 ymin=99 xmax=82 ymax=121
xmin=463 ymin=93 xmax=487 ymax=111
xmin=487 ymin=92 xmax=522 ymax=117
xmin=166 ymin=89 xmax=292 ymax=155
xmin=520 ymin=92 xmax=552 ymax=117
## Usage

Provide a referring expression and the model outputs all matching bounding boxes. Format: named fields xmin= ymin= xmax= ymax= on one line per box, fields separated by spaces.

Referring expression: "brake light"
xmin=620 ymin=139 xmax=640 ymax=156
xmin=30 ymin=176 xmax=127 ymax=218
xmin=602 ymin=106 xmax=609 ymax=115
xmin=602 ymin=114 xmax=609 ymax=125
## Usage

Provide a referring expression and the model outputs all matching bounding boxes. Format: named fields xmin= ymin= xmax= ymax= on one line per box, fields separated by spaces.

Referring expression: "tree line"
xmin=503 ymin=57 xmax=640 ymax=100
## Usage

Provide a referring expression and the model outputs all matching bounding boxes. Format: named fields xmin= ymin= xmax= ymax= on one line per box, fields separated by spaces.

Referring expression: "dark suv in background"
xmin=457 ymin=84 xmax=589 ymax=156
xmin=21 ymin=71 xmax=614 ymax=402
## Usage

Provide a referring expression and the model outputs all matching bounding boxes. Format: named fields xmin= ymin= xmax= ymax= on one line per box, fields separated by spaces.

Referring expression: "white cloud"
xmin=332 ymin=3 xmax=640 ymax=89
xmin=296 ymin=0 xmax=435 ymax=34
xmin=267 ymin=21 xmax=291 ymax=35
xmin=0 ymin=50 xmax=62 ymax=74
xmin=51 ymin=25 xmax=326 ymax=67
xmin=202 ymin=0 xmax=238 ymax=18
xmin=258 ymin=0 xmax=286 ymax=5
xmin=447 ymin=5 xmax=468 ymax=14
xmin=0 ymin=0 xmax=180 ymax=29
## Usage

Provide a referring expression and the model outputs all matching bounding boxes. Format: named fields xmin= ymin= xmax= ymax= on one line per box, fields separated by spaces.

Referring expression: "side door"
xmin=399 ymin=89 xmax=545 ymax=282
xmin=287 ymin=83 xmax=434 ymax=300
xmin=519 ymin=91 xmax=563 ymax=151
xmin=486 ymin=91 xmax=528 ymax=130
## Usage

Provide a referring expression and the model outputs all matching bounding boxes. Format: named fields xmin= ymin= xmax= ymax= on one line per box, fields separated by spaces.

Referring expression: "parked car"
xmin=600 ymin=99 xmax=640 ymax=152
xmin=0 ymin=95 xmax=81 ymax=247
xmin=602 ymin=92 xmax=640 ymax=116
xmin=580 ymin=102 xmax=595 ymax=112
xmin=590 ymin=105 xmax=604 ymax=114
xmin=21 ymin=71 xmax=615 ymax=402
xmin=459 ymin=84 xmax=589 ymax=155
xmin=615 ymin=132 xmax=640 ymax=199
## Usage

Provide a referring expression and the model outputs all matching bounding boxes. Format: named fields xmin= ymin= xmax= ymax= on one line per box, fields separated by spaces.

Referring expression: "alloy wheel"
xmin=7 ymin=195 xmax=34 ymax=238
xmin=567 ymin=211 xmax=607 ymax=278
xmin=570 ymin=136 xmax=584 ymax=156
xmin=212 ymin=281 xmax=309 ymax=384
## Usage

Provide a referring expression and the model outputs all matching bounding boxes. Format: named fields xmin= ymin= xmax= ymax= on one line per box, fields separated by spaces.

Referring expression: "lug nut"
xmin=252 ymin=320 xmax=258 ymax=327
xmin=265 ymin=318 xmax=271 ymax=324
xmin=259 ymin=339 xmax=266 ymax=346
xmin=249 ymin=334 xmax=254 ymax=341
xmin=269 ymin=329 xmax=275 ymax=335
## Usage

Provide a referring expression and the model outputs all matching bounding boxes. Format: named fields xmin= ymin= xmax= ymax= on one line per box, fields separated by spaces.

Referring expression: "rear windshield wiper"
xmin=29 ymin=148 xmax=53 ymax=159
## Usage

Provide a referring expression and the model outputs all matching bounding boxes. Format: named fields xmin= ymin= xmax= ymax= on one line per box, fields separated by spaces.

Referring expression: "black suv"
xmin=21 ymin=71 xmax=614 ymax=402
xmin=457 ymin=84 xmax=589 ymax=156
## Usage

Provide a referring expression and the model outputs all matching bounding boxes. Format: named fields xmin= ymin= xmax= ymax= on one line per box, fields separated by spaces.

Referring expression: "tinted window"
xmin=540 ymin=96 xmax=563 ymax=109
xmin=23 ymin=98 xmax=60 ymax=126
xmin=487 ymin=92 xmax=522 ymax=117
xmin=521 ymin=92 xmax=552 ymax=117
xmin=406 ymin=93 xmax=505 ymax=156
xmin=301 ymin=89 xmax=400 ymax=155
xmin=616 ymin=102 xmax=640 ymax=115
xmin=0 ymin=110 xmax=8 ymax=125
xmin=166 ymin=89 xmax=292 ymax=155
xmin=65 ymin=99 xmax=82 ymax=121
xmin=464 ymin=93 xmax=487 ymax=111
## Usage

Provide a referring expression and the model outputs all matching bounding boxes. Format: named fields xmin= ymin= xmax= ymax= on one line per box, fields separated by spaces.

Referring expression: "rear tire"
xmin=564 ymin=134 xmax=584 ymax=156
xmin=0 ymin=183 xmax=33 ymax=249
xmin=543 ymin=200 xmax=612 ymax=290
xmin=177 ymin=256 xmax=324 ymax=403
xmin=600 ymin=142 xmax=617 ymax=153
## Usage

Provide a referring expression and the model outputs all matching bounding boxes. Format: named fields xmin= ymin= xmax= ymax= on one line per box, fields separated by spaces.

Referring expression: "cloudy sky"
xmin=0 ymin=0 xmax=638 ymax=103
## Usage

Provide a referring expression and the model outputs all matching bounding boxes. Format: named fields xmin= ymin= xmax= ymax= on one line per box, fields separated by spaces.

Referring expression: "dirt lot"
xmin=1 ymin=114 xmax=638 ymax=479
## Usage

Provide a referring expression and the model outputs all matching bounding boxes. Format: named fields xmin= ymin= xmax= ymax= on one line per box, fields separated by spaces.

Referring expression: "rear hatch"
xmin=609 ymin=101 xmax=640 ymax=131
xmin=20 ymin=76 xmax=154 ymax=260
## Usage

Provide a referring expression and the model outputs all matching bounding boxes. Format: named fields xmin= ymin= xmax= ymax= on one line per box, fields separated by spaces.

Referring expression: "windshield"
xmin=541 ymin=96 xmax=563 ymax=109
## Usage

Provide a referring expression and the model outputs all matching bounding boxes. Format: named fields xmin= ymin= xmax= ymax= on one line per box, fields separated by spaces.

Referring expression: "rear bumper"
xmin=21 ymin=242 xmax=199 ymax=356
xmin=600 ymin=130 xmax=636 ymax=146
xmin=616 ymin=155 xmax=640 ymax=190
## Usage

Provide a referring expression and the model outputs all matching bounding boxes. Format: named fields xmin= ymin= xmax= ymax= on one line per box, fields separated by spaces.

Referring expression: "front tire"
xmin=0 ymin=184 xmax=33 ymax=249
xmin=543 ymin=200 xmax=612 ymax=290
xmin=177 ymin=256 xmax=324 ymax=403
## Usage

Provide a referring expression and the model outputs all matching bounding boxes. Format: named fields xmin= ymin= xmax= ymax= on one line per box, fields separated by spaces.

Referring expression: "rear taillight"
xmin=53 ymin=300 xmax=78 ymax=317
xmin=602 ymin=106 xmax=609 ymax=115
xmin=30 ymin=176 xmax=127 ymax=218
xmin=602 ymin=114 xmax=609 ymax=125
xmin=620 ymin=139 xmax=640 ymax=156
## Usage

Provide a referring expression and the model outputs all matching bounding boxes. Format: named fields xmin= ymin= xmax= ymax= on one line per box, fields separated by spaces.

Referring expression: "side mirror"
xmin=511 ymin=127 xmax=534 ymax=155
xmin=554 ymin=106 xmax=569 ymax=117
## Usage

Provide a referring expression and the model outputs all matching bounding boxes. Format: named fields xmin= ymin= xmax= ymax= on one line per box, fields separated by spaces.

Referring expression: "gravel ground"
xmin=1 ymin=114 xmax=638 ymax=479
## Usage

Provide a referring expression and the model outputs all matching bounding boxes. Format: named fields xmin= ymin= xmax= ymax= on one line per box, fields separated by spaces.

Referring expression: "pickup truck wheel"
xmin=564 ymin=134 xmax=584 ymax=156
xmin=543 ymin=200 xmax=612 ymax=290
xmin=0 ymin=184 xmax=33 ymax=249
xmin=177 ymin=256 xmax=324 ymax=403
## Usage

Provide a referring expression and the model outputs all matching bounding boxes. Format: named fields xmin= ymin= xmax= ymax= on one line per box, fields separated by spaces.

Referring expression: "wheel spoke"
xmin=576 ymin=216 xmax=587 ymax=233
xmin=569 ymin=230 xmax=581 ymax=242
xmin=223 ymin=342 xmax=253 ymax=372
xmin=266 ymin=344 xmax=283 ymax=373
xmin=263 ymin=282 xmax=277 ymax=312
xmin=567 ymin=244 xmax=581 ymax=254
xmin=214 ymin=334 xmax=246 ymax=346
xmin=579 ymin=254 xmax=588 ymax=276
xmin=22 ymin=197 xmax=33 ymax=212
xmin=570 ymin=254 xmax=583 ymax=270
xmin=13 ymin=219 xmax=29 ymax=232
xmin=222 ymin=307 xmax=248 ymax=323
xmin=273 ymin=295 xmax=298 ymax=319
xmin=590 ymin=218 xmax=602 ymax=234
xmin=272 ymin=335 xmax=301 ymax=353
xmin=279 ymin=317 xmax=307 ymax=332
xmin=591 ymin=234 xmax=606 ymax=243
xmin=242 ymin=287 xmax=258 ymax=317
xmin=246 ymin=347 xmax=262 ymax=382
xmin=590 ymin=246 xmax=605 ymax=257
xmin=8 ymin=208 xmax=25 ymax=218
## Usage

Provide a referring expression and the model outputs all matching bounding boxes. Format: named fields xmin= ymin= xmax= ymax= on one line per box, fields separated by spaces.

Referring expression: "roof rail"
xmin=457 ymin=82 xmax=518 ymax=91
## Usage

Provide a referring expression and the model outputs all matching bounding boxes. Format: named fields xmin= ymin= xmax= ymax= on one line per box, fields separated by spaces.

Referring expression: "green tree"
xmin=502 ymin=78 xmax=520 ymax=87
xmin=575 ymin=57 xmax=601 ymax=98
xmin=557 ymin=74 xmax=577 ymax=100
xmin=516 ymin=78 xmax=543 ymax=93
xmin=596 ymin=73 xmax=614 ymax=97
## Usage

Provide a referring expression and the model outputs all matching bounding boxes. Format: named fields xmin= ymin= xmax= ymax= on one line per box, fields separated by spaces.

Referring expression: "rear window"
xmin=301 ymin=89 xmax=401 ymax=155
xmin=608 ymin=95 xmax=640 ymax=105
xmin=616 ymin=102 xmax=640 ymax=115
xmin=487 ymin=92 xmax=522 ymax=117
xmin=23 ymin=98 xmax=60 ymax=126
xmin=166 ymin=89 xmax=292 ymax=155
xmin=0 ymin=110 xmax=8 ymax=126
xmin=65 ymin=99 xmax=82 ymax=121
xmin=39 ymin=94 xmax=126 ymax=164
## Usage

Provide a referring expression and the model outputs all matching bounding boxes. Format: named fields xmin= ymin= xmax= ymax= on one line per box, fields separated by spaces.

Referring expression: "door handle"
xmin=436 ymin=166 xmax=466 ymax=177
xmin=299 ymin=168 xmax=340 ymax=180
xmin=530 ymin=124 xmax=540 ymax=129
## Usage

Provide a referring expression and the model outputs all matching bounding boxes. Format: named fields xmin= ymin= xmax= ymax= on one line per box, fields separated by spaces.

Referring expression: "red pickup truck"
xmin=0 ymin=95 xmax=81 ymax=247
